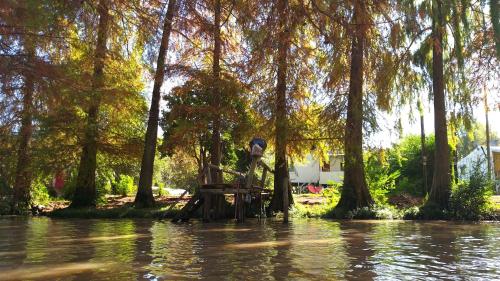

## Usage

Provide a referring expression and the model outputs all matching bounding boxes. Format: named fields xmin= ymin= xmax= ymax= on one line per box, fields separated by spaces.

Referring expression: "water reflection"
xmin=341 ymin=221 xmax=377 ymax=280
xmin=0 ymin=218 xmax=499 ymax=280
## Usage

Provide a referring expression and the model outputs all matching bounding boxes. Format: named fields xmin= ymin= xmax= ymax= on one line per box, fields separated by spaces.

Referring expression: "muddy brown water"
xmin=0 ymin=218 xmax=499 ymax=280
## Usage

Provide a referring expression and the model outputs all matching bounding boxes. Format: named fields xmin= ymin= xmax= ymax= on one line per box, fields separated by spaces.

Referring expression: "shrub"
xmin=402 ymin=206 xmax=420 ymax=219
xmin=31 ymin=179 xmax=51 ymax=205
xmin=320 ymin=185 xmax=341 ymax=205
xmin=346 ymin=205 xmax=401 ymax=220
xmin=449 ymin=162 xmax=493 ymax=220
xmin=114 ymin=175 xmax=136 ymax=196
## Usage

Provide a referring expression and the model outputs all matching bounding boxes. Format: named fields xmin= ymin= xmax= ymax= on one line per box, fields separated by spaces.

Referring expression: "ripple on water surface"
xmin=0 ymin=218 xmax=499 ymax=280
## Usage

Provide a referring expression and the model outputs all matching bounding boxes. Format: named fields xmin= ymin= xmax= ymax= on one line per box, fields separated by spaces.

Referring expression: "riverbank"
xmin=46 ymin=195 xmax=186 ymax=219
xmin=36 ymin=194 xmax=500 ymax=220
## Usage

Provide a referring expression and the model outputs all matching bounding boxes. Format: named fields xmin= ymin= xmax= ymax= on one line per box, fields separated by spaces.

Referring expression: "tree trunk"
xmin=205 ymin=0 xmax=227 ymax=219
xmin=135 ymin=0 xmax=177 ymax=208
xmin=427 ymin=0 xmax=451 ymax=208
xmin=270 ymin=0 xmax=293 ymax=212
xmin=12 ymin=41 xmax=35 ymax=213
xmin=71 ymin=0 xmax=109 ymax=208
xmin=419 ymin=99 xmax=429 ymax=195
xmin=335 ymin=1 xmax=374 ymax=212
xmin=210 ymin=0 xmax=222 ymax=183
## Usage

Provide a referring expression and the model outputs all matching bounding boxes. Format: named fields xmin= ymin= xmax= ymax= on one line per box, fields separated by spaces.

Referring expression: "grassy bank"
xmin=39 ymin=194 xmax=500 ymax=220
xmin=44 ymin=195 xmax=184 ymax=219
xmin=290 ymin=194 xmax=500 ymax=221
xmin=48 ymin=205 xmax=181 ymax=219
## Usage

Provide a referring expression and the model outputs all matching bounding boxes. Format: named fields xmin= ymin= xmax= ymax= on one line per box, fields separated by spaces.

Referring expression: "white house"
xmin=457 ymin=145 xmax=500 ymax=193
xmin=289 ymin=153 xmax=344 ymax=189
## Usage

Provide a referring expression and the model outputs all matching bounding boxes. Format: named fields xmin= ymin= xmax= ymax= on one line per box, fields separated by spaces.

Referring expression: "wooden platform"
xmin=200 ymin=184 xmax=270 ymax=195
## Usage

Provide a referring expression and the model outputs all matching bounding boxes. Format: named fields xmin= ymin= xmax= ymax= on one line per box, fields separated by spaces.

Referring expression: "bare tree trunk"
xmin=335 ymin=0 xmax=374 ymax=212
xmin=427 ymin=0 xmax=451 ymax=208
xmin=270 ymin=0 xmax=293 ymax=212
xmin=135 ymin=0 xmax=177 ymax=208
xmin=12 ymin=41 xmax=35 ymax=213
xmin=71 ymin=0 xmax=109 ymax=207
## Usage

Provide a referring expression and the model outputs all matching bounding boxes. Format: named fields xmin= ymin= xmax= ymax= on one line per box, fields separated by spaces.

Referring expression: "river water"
xmin=0 ymin=218 xmax=499 ymax=280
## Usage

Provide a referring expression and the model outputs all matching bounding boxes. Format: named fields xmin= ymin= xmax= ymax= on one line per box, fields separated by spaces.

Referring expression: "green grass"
xmin=290 ymin=200 xmax=402 ymax=220
xmin=47 ymin=205 xmax=181 ymax=219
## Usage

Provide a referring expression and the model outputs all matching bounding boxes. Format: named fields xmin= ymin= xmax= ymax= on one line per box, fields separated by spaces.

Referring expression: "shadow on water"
xmin=0 ymin=217 xmax=28 ymax=267
xmin=133 ymin=220 xmax=154 ymax=280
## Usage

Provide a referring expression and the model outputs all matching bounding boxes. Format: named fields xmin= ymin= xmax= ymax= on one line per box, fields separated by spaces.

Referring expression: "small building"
xmin=289 ymin=153 xmax=344 ymax=190
xmin=457 ymin=145 xmax=500 ymax=193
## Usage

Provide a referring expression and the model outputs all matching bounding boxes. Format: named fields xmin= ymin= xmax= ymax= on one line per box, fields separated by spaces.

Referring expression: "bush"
xmin=114 ymin=175 xmax=136 ymax=196
xmin=402 ymin=206 xmax=420 ymax=219
xmin=449 ymin=163 xmax=493 ymax=220
xmin=320 ymin=185 xmax=341 ymax=205
xmin=346 ymin=205 xmax=401 ymax=220
xmin=31 ymin=179 xmax=51 ymax=205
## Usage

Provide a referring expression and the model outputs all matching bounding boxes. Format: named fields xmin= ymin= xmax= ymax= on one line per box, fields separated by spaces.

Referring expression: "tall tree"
xmin=237 ymin=0 xmax=319 ymax=212
xmin=335 ymin=0 xmax=374 ymax=211
xmin=12 ymin=40 xmax=35 ymax=212
xmin=71 ymin=0 xmax=110 ymax=207
xmin=135 ymin=0 xmax=178 ymax=208
xmin=0 ymin=0 xmax=74 ymax=212
xmin=270 ymin=0 xmax=293 ymax=212
xmin=210 ymin=0 xmax=222 ymax=182
xmin=427 ymin=0 xmax=451 ymax=207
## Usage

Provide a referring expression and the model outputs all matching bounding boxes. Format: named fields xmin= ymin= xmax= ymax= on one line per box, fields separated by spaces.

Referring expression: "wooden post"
xmin=261 ymin=167 xmax=267 ymax=188
xmin=203 ymin=193 xmax=211 ymax=222
xmin=283 ymin=176 xmax=289 ymax=223
xmin=245 ymin=156 xmax=259 ymax=189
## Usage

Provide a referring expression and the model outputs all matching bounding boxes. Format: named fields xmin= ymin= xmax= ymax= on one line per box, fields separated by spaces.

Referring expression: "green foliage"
xmin=365 ymin=150 xmax=400 ymax=204
xmin=113 ymin=175 xmax=136 ymax=196
xmin=449 ymin=162 xmax=494 ymax=220
xmin=290 ymin=188 xmax=340 ymax=218
xmin=388 ymin=135 xmax=435 ymax=196
xmin=159 ymin=152 xmax=198 ymax=192
xmin=31 ymin=179 xmax=51 ymax=206
xmin=320 ymin=186 xmax=341 ymax=205
xmin=402 ymin=206 xmax=421 ymax=220
xmin=160 ymin=72 xmax=255 ymax=159
xmin=362 ymin=135 xmax=435 ymax=206
xmin=48 ymin=205 xmax=182 ymax=219
xmin=346 ymin=205 xmax=401 ymax=220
